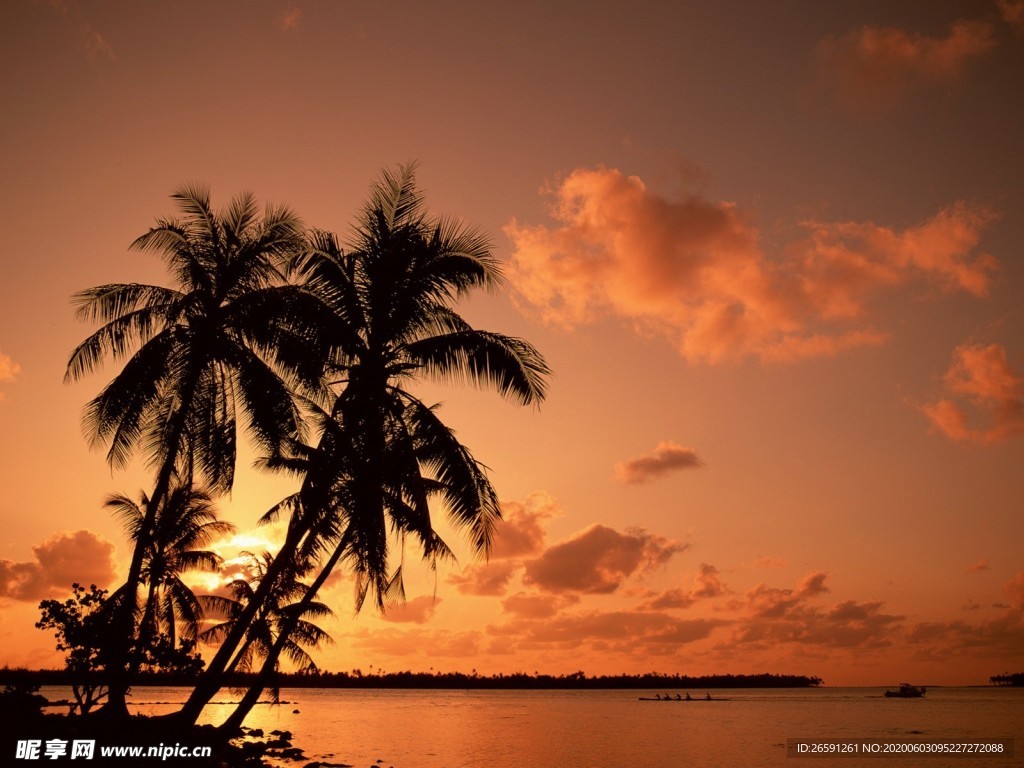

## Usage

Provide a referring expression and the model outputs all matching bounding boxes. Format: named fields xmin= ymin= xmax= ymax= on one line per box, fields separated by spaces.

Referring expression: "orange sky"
xmin=1 ymin=0 xmax=1023 ymax=686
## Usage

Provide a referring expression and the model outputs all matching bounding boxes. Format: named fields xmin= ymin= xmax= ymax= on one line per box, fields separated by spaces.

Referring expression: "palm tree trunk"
xmin=103 ymin=404 xmax=196 ymax=716
xmin=176 ymin=518 xmax=307 ymax=724
xmin=218 ymin=536 xmax=346 ymax=733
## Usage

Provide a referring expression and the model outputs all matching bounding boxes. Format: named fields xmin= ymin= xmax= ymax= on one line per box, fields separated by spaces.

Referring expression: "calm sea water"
xmin=40 ymin=686 xmax=1024 ymax=767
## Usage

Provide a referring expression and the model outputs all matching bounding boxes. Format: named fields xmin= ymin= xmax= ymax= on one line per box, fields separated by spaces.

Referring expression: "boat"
xmin=884 ymin=683 xmax=926 ymax=698
xmin=637 ymin=695 xmax=728 ymax=701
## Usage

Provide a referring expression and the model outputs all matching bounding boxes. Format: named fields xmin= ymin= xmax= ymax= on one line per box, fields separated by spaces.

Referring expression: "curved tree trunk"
xmin=102 ymin=371 xmax=200 ymax=718
xmin=217 ymin=535 xmax=346 ymax=733
xmin=176 ymin=516 xmax=307 ymax=724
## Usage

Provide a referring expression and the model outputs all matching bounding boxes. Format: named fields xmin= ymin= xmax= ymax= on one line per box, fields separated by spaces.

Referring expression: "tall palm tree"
xmin=65 ymin=186 xmax=322 ymax=713
xmin=199 ymin=164 xmax=551 ymax=730
xmin=106 ymin=481 xmax=235 ymax=651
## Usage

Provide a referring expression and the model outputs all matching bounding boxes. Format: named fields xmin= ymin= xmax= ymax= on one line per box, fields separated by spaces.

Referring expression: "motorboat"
xmin=880 ymin=688 xmax=929 ymax=700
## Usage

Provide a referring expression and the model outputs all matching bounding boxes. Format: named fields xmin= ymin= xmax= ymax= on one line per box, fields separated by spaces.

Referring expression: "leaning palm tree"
xmin=192 ymin=164 xmax=551 ymax=729
xmin=199 ymin=551 xmax=333 ymax=684
xmin=65 ymin=186 xmax=323 ymax=714
xmin=106 ymin=481 xmax=235 ymax=650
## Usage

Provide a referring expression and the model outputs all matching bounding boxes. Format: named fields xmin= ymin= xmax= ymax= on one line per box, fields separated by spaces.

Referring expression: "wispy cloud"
xmin=0 ymin=531 xmax=117 ymax=601
xmin=640 ymin=563 xmax=727 ymax=610
xmin=921 ymin=343 xmax=1024 ymax=443
xmin=0 ymin=350 xmax=20 ymax=402
xmin=615 ymin=441 xmax=703 ymax=485
xmin=276 ymin=3 xmax=303 ymax=31
xmin=965 ymin=558 xmax=991 ymax=574
xmin=489 ymin=610 xmax=725 ymax=655
xmin=507 ymin=168 xmax=995 ymax=364
xmin=501 ymin=592 xmax=579 ymax=620
xmin=813 ymin=19 xmax=995 ymax=116
xmin=997 ymin=0 xmax=1024 ymax=35
xmin=44 ymin=0 xmax=115 ymax=61
xmin=379 ymin=595 xmax=441 ymax=624
xmin=446 ymin=560 xmax=518 ymax=597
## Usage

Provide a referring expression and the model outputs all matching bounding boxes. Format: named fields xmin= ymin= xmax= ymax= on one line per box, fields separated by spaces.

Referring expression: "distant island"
xmin=1 ymin=667 xmax=822 ymax=690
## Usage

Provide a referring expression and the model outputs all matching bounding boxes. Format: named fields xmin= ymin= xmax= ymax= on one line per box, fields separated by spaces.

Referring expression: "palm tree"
xmin=106 ymin=481 xmax=235 ymax=651
xmin=199 ymin=551 xmax=333 ymax=680
xmin=203 ymin=164 xmax=551 ymax=730
xmin=65 ymin=186 xmax=322 ymax=714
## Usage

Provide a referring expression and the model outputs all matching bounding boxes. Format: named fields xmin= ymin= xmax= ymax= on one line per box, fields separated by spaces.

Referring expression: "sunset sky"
xmin=2 ymin=0 xmax=1023 ymax=686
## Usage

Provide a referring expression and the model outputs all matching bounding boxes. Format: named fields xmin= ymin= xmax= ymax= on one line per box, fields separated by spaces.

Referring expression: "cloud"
xmin=491 ymin=492 xmax=560 ymax=559
xmin=276 ymin=3 xmax=302 ymax=31
xmin=43 ymin=0 xmax=115 ymax=61
xmin=446 ymin=560 xmax=519 ymax=596
xmin=921 ymin=343 xmax=1024 ymax=443
xmin=380 ymin=595 xmax=441 ymax=624
xmin=997 ymin=0 xmax=1024 ymax=34
xmin=0 ymin=350 xmax=20 ymax=402
xmin=348 ymin=627 xmax=482 ymax=659
xmin=814 ymin=20 xmax=996 ymax=115
xmin=447 ymin=493 xmax=564 ymax=596
xmin=716 ymin=571 xmax=904 ymax=650
xmin=641 ymin=563 xmax=727 ymax=610
xmin=501 ymin=592 xmax=579 ymax=620
xmin=906 ymin=610 xmax=1024 ymax=660
xmin=615 ymin=441 xmax=703 ymax=484
xmin=1006 ymin=572 xmax=1024 ymax=608
xmin=797 ymin=571 xmax=831 ymax=597
xmin=965 ymin=558 xmax=991 ymax=574
xmin=506 ymin=168 xmax=995 ymax=364
xmin=523 ymin=524 xmax=685 ymax=594
xmin=489 ymin=610 xmax=725 ymax=655
xmin=0 ymin=531 xmax=117 ymax=601
xmin=732 ymin=598 xmax=903 ymax=649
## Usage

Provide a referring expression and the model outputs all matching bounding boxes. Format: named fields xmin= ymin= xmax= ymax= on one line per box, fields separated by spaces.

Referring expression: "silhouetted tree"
xmin=65 ymin=186 xmax=321 ymax=714
xmin=181 ymin=164 xmax=550 ymax=728
xmin=106 ymin=480 xmax=234 ymax=650
xmin=199 ymin=551 xmax=332 ymax=681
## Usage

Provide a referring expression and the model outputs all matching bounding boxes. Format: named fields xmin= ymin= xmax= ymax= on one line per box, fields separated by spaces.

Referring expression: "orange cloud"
xmin=965 ymin=558 xmax=991 ymax=574
xmin=641 ymin=563 xmax=727 ymax=610
xmin=276 ymin=3 xmax=302 ymax=31
xmin=523 ymin=524 xmax=685 ymax=594
xmin=0 ymin=350 xmax=20 ymax=402
xmin=380 ymin=595 xmax=441 ymax=624
xmin=501 ymin=592 xmax=579 ymax=620
xmin=348 ymin=627 xmax=482 ymax=659
xmin=906 ymin=611 xmax=1024 ymax=660
xmin=489 ymin=610 xmax=725 ymax=655
xmin=997 ymin=0 xmax=1024 ymax=34
xmin=506 ymin=168 xmax=995 ymax=363
xmin=491 ymin=492 xmax=559 ymax=559
xmin=0 ymin=531 xmax=117 ymax=601
xmin=447 ymin=493 xmax=564 ymax=596
xmin=446 ymin=560 xmax=518 ymax=597
xmin=814 ymin=19 xmax=996 ymax=115
xmin=43 ymin=0 xmax=115 ymax=61
xmin=921 ymin=343 xmax=1024 ymax=443
xmin=615 ymin=441 xmax=703 ymax=484
xmin=1006 ymin=571 xmax=1024 ymax=608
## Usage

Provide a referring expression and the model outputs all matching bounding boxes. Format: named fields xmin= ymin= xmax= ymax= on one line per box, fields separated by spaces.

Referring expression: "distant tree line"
xmin=0 ymin=666 xmax=821 ymax=690
xmin=989 ymin=673 xmax=1024 ymax=686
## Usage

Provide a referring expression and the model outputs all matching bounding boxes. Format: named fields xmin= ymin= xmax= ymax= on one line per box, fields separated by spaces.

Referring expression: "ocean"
xmin=37 ymin=686 xmax=1024 ymax=767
